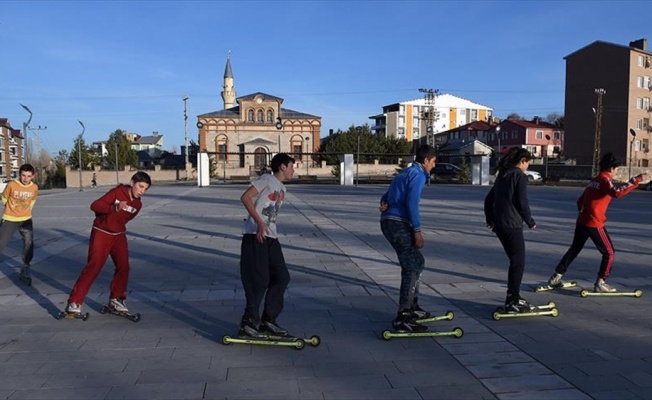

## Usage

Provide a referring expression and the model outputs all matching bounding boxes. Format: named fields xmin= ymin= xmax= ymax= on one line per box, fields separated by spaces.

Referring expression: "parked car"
xmin=524 ymin=170 xmax=542 ymax=182
xmin=431 ymin=163 xmax=461 ymax=182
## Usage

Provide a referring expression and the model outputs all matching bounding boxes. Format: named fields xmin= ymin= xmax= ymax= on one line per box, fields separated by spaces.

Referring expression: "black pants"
xmin=240 ymin=234 xmax=290 ymax=325
xmin=555 ymin=223 xmax=615 ymax=280
xmin=495 ymin=228 xmax=525 ymax=299
xmin=0 ymin=219 xmax=34 ymax=267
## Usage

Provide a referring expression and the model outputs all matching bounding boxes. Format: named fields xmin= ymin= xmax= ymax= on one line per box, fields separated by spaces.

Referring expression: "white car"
xmin=524 ymin=170 xmax=542 ymax=181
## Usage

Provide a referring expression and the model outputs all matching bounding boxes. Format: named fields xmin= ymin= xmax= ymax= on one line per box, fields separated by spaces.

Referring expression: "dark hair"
xmin=414 ymin=144 xmax=437 ymax=164
xmin=599 ymin=152 xmax=620 ymax=171
xmin=19 ymin=164 xmax=35 ymax=174
xmin=131 ymin=171 xmax=152 ymax=186
xmin=271 ymin=153 xmax=295 ymax=173
xmin=497 ymin=147 xmax=532 ymax=176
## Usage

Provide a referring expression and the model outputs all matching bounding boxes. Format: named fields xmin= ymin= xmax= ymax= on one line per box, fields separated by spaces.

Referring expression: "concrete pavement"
xmin=1 ymin=182 xmax=652 ymax=399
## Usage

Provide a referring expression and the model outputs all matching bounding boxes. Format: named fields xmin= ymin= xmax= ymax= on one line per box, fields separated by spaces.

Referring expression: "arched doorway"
xmin=254 ymin=147 xmax=267 ymax=168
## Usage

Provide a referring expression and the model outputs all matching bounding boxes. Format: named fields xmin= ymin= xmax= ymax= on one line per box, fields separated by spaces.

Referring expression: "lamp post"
xmin=629 ymin=128 xmax=637 ymax=177
xmin=183 ymin=95 xmax=189 ymax=167
xmin=355 ymin=131 xmax=360 ymax=187
xmin=77 ymin=120 xmax=85 ymax=192
xmin=495 ymin=125 xmax=501 ymax=163
xmin=20 ymin=103 xmax=32 ymax=164
xmin=305 ymin=136 xmax=310 ymax=177
xmin=544 ymin=134 xmax=551 ymax=183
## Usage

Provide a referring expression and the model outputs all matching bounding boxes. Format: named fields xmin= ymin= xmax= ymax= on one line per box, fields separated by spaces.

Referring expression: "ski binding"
xmin=57 ymin=311 xmax=90 ymax=321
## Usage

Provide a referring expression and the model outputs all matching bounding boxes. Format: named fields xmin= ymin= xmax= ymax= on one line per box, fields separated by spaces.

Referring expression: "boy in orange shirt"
xmin=0 ymin=164 xmax=38 ymax=285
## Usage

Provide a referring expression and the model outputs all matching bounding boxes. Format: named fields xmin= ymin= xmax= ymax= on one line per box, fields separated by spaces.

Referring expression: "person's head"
xmin=599 ymin=152 xmax=620 ymax=174
xmin=271 ymin=153 xmax=295 ymax=181
xmin=498 ymin=147 xmax=532 ymax=174
xmin=414 ymin=144 xmax=438 ymax=173
xmin=129 ymin=171 xmax=151 ymax=199
xmin=18 ymin=164 xmax=35 ymax=185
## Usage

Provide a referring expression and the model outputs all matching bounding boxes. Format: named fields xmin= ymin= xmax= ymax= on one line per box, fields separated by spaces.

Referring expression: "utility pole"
xmin=592 ymin=88 xmax=606 ymax=177
xmin=419 ymin=88 xmax=439 ymax=147
xmin=182 ymin=95 xmax=189 ymax=167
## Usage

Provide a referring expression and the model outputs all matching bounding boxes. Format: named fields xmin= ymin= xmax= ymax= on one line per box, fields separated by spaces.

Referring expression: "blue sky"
xmin=0 ymin=1 xmax=650 ymax=155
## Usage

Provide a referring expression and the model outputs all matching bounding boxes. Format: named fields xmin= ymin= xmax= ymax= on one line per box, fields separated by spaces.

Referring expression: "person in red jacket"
xmin=65 ymin=172 xmax=151 ymax=315
xmin=547 ymin=153 xmax=647 ymax=293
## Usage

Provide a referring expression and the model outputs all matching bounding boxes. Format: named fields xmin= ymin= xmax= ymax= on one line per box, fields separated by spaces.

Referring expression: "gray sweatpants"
xmin=0 ymin=219 xmax=34 ymax=267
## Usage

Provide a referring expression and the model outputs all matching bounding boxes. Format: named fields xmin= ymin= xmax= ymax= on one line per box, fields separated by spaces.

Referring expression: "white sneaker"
xmin=66 ymin=302 xmax=81 ymax=314
xmin=594 ymin=278 xmax=617 ymax=293
xmin=548 ymin=273 xmax=563 ymax=287
xmin=109 ymin=298 xmax=128 ymax=312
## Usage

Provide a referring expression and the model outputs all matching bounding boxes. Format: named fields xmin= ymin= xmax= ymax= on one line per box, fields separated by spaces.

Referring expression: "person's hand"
xmin=255 ymin=221 xmax=269 ymax=243
xmin=414 ymin=231 xmax=424 ymax=249
xmin=379 ymin=202 xmax=388 ymax=212
xmin=115 ymin=200 xmax=128 ymax=212
xmin=636 ymin=173 xmax=648 ymax=182
xmin=486 ymin=223 xmax=494 ymax=230
xmin=530 ymin=224 xmax=537 ymax=230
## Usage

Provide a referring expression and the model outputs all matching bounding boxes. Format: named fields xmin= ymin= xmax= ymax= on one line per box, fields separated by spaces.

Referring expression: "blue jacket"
xmin=380 ymin=162 xmax=428 ymax=232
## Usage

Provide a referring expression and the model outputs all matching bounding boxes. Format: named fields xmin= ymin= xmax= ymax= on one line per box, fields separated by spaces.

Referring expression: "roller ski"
xmin=222 ymin=318 xmax=313 ymax=350
xmin=580 ymin=278 xmax=642 ymax=298
xmin=534 ymin=273 xmax=576 ymax=292
xmin=492 ymin=296 xmax=558 ymax=320
xmin=57 ymin=302 xmax=90 ymax=321
xmin=18 ymin=265 xmax=32 ymax=286
xmin=381 ymin=310 xmax=464 ymax=340
xmin=101 ymin=298 xmax=141 ymax=322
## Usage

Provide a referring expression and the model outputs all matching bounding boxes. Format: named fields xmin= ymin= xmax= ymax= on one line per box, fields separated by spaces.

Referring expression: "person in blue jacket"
xmin=379 ymin=144 xmax=437 ymax=332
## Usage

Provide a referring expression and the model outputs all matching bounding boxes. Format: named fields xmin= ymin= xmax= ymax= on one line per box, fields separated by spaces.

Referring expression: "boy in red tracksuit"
xmin=65 ymin=172 xmax=151 ymax=315
xmin=547 ymin=153 xmax=647 ymax=293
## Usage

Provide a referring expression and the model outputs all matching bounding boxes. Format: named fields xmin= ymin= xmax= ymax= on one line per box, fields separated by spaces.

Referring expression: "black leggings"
xmin=555 ymin=223 xmax=615 ymax=279
xmin=495 ymin=228 xmax=526 ymax=299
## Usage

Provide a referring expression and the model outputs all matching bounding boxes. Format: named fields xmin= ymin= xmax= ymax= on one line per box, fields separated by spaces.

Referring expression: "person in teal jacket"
xmin=380 ymin=144 xmax=437 ymax=332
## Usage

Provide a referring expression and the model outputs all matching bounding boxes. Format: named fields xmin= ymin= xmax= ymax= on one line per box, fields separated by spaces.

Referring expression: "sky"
xmin=1 ymin=0 xmax=651 ymax=156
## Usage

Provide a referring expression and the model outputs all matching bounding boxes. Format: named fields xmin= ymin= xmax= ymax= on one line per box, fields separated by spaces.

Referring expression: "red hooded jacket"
xmin=91 ymin=185 xmax=142 ymax=234
xmin=576 ymin=172 xmax=639 ymax=228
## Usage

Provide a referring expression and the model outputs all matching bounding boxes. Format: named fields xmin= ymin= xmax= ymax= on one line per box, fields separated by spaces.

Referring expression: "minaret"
xmin=221 ymin=52 xmax=236 ymax=109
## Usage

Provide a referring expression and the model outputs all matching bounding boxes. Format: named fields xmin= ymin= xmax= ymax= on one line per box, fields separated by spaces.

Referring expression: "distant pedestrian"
xmin=379 ymin=144 xmax=437 ymax=332
xmin=546 ymin=152 xmax=647 ymax=292
xmin=237 ymin=153 xmax=296 ymax=338
xmin=91 ymin=172 xmax=97 ymax=188
xmin=0 ymin=164 xmax=38 ymax=284
xmin=484 ymin=147 xmax=536 ymax=313
xmin=64 ymin=171 xmax=151 ymax=316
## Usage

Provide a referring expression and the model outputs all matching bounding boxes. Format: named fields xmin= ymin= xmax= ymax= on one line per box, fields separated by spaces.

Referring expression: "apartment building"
xmin=0 ymin=118 xmax=25 ymax=180
xmin=564 ymin=38 xmax=652 ymax=166
xmin=369 ymin=93 xmax=493 ymax=143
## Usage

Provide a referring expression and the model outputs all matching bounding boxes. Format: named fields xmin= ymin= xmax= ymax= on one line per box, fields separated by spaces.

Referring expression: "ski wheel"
xmin=222 ymin=335 xmax=233 ymax=346
xmin=293 ymin=339 xmax=305 ymax=350
xmin=635 ymin=290 xmax=643 ymax=298
xmin=308 ymin=335 xmax=321 ymax=347
xmin=131 ymin=313 xmax=141 ymax=323
xmin=547 ymin=301 xmax=556 ymax=308
xmin=453 ymin=328 xmax=464 ymax=338
xmin=550 ymin=308 xmax=559 ymax=317
xmin=445 ymin=311 xmax=455 ymax=320
xmin=492 ymin=311 xmax=501 ymax=321
xmin=381 ymin=330 xmax=392 ymax=340
xmin=82 ymin=313 xmax=90 ymax=321
xmin=580 ymin=290 xmax=589 ymax=297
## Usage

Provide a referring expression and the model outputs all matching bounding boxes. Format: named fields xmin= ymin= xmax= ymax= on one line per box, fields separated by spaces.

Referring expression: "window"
xmin=413 ymin=117 xmax=419 ymax=127
xmin=639 ymin=55 xmax=644 ymax=67
xmin=554 ymin=131 xmax=561 ymax=140
xmin=637 ymin=98 xmax=643 ymax=109
xmin=644 ymin=118 xmax=649 ymax=129
xmin=293 ymin=145 xmax=302 ymax=159
xmin=638 ymin=76 xmax=644 ymax=88
xmin=637 ymin=118 xmax=643 ymax=129
xmin=645 ymin=97 xmax=651 ymax=110
xmin=398 ymin=116 xmax=405 ymax=127
xmin=536 ymin=130 xmax=543 ymax=139
xmin=413 ymin=129 xmax=420 ymax=139
xmin=247 ymin=110 xmax=254 ymax=122
xmin=256 ymin=110 xmax=263 ymax=123
xmin=645 ymin=76 xmax=651 ymax=89
xmin=266 ymin=110 xmax=273 ymax=123
xmin=512 ymin=131 xmax=518 ymax=139
xmin=471 ymin=109 xmax=478 ymax=120
xmin=217 ymin=144 xmax=227 ymax=161
xmin=527 ymin=146 xmax=537 ymax=154
xmin=643 ymin=139 xmax=649 ymax=151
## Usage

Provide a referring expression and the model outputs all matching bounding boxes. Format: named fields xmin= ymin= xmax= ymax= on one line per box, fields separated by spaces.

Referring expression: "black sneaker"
xmin=411 ymin=302 xmax=431 ymax=319
xmin=259 ymin=319 xmax=289 ymax=336
xmin=238 ymin=318 xmax=268 ymax=339
xmin=504 ymin=296 xmax=533 ymax=313
xmin=392 ymin=311 xmax=428 ymax=333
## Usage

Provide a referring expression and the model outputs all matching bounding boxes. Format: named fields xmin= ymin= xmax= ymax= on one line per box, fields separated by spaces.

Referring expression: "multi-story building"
xmin=0 ymin=118 xmax=25 ymax=180
xmin=564 ymin=38 xmax=652 ymax=166
xmin=368 ymin=93 xmax=493 ymax=143
xmin=196 ymin=55 xmax=321 ymax=172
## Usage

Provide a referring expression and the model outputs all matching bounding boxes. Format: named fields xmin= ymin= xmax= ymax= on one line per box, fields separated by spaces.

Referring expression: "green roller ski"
xmin=534 ymin=281 xmax=577 ymax=292
xmin=580 ymin=289 xmax=642 ymax=298
xmin=265 ymin=334 xmax=321 ymax=347
xmin=492 ymin=302 xmax=558 ymax=321
xmin=381 ymin=327 xmax=464 ymax=340
xmin=221 ymin=334 xmax=305 ymax=349
xmin=415 ymin=311 xmax=455 ymax=324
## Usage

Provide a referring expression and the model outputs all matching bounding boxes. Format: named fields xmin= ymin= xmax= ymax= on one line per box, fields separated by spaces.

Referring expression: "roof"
xmin=440 ymin=139 xmax=493 ymax=153
xmin=198 ymin=105 xmax=319 ymax=119
xmin=396 ymin=93 xmax=492 ymax=110
xmin=505 ymin=119 xmax=560 ymax=130
xmin=564 ymin=39 xmax=652 ymax=59
xmin=237 ymin=92 xmax=284 ymax=102
xmin=224 ymin=53 xmax=233 ymax=79
xmin=137 ymin=135 xmax=163 ymax=145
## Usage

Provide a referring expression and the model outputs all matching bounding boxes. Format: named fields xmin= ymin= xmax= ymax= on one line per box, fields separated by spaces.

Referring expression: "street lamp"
xmin=305 ymin=136 xmax=310 ymax=177
xmin=544 ymin=134 xmax=551 ymax=183
xmin=629 ymin=128 xmax=637 ymax=177
xmin=20 ymin=103 xmax=32 ymax=164
xmin=77 ymin=120 xmax=85 ymax=192
xmin=183 ymin=95 xmax=189 ymax=167
xmin=495 ymin=125 xmax=502 ymax=162
xmin=355 ymin=131 xmax=360 ymax=187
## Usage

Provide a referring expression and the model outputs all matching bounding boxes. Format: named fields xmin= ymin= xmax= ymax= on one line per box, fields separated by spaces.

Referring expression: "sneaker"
xmin=260 ymin=319 xmax=290 ymax=336
xmin=548 ymin=273 xmax=563 ymax=287
xmin=19 ymin=265 xmax=31 ymax=279
xmin=594 ymin=278 xmax=617 ymax=293
xmin=392 ymin=310 xmax=428 ymax=333
xmin=238 ymin=318 xmax=268 ymax=339
xmin=109 ymin=298 xmax=129 ymax=313
xmin=411 ymin=299 xmax=431 ymax=319
xmin=504 ymin=296 xmax=533 ymax=313
xmin=66 ymin=302 xmax=81 ymax=314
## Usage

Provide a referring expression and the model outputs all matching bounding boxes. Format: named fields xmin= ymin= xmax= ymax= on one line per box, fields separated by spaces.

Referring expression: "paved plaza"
xmin=1 ymin=182 xmax=652 ymax=399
